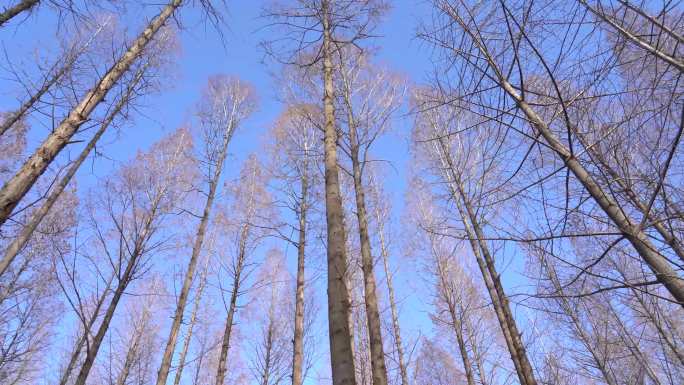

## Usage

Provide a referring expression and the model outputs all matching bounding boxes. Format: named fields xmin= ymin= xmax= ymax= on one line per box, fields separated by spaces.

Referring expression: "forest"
xmin=0 ymin=0 xmax=682 ymax=384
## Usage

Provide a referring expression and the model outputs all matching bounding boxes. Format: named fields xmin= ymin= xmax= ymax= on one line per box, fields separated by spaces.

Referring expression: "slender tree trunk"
xmin=433 ymin=137 xmax=538 ymax=385
xmin=115 ymin=323 xmax=144 ymax=385
xmin=0 ymin=64 xmax=147 ymax=278
xmin=370 ymin=177 xmax=409 ymax=385
xmin=215 ymin=225 xmax=248 ymax=385
xmin=73 ymin=251 xmax=140 ymax=385
xmin=347 ymin=112 xmax=388 ymax=385
xmin=0 ymin=0 xmax=39 ymax=27
xmin=292 ymin=174 xmax=308 ymax=385
xmin=321 ymin=1 xmax=357 ymax=384
xmin=464 ymin=318 xmax=488 ymax=385
xmin=58 ymin=275 xmax=115 ymax=385
xmin=0 ymin=0 xmax=183 ymax=227
xmin=538 ymin=252 xmax=619 ymax=385
xmin=156 ymin=119 xmax=233 ymax=385
xmin=172 ymin=260 xmax=209 ymax=385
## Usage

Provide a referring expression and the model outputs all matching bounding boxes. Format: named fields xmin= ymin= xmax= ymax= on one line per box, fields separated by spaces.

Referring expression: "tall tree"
xmin=156 ymin=75 xmax=256 ymax=385
xmin=0 ymin=0 xmax=185 ymax=228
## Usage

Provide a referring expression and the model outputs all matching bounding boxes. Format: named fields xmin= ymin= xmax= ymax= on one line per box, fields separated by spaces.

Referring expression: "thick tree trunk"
xmin=0 ymin=0 xmax=183 ymax=227
xmin=0 ymin=0 xmax=39 ymax=27
xmin=292 ymin=174 xmax=308 ymax=385
xmin=321 ymin=1 xmax=357 ymax=384
xmin=433 ymin=137 xmax=538 ymax=385
xmin=347 ymin=115 xmax=388 ymax=385
xmin=215 ymin=225 xmax=248 ymax=385
xmin=156 ymin=118 xmax=233 ymax=385
xmin=0 ymin=65 xmax=146 ymax=278
xmin=370 ymin=178 xmax=409 ymax=385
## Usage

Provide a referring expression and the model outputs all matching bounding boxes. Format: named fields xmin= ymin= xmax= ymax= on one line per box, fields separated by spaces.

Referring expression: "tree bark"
xmin=346 ymin=103 xmax=388 ymax=385
xmin=0 ymin=64 xmax=147 ymax=278
xmin=0 ymin=0 xmax=183 ymax=227
xmin=0 ymin=0 xmax=39 ymax=27
xmin=292 ymin=174 xmax=308 ymax=385
xmin=321 ymin=1 xmax=357 ymax=384
xmin=156 ymin=116 xmax=234 ymax=385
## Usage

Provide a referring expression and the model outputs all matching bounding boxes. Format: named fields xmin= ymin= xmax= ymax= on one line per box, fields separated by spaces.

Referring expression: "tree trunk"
xmin=0 ymin=64 xmax=147 ymax=278
xmin=445 ymin=0 xmax=684 ymax=307
xmin=115 ymin=324 xmax=144 ymax=385
xmin=433 ymin=137 xmax=538 ymax=385
xmin=58 ymin=275 xmax=115 ymax=385
xmin=370 ymin=177 xmax=409 ymax=385
xmin=292 ymin=174 xmax=308 ymax=385
xmin=0 ymin=0 xmax=183 ymax=227
xmin=156 ymin=118 xmax=233 ymax=385
xmin=347 ymin=108 xmax=388 ymax=385
xmin=215 ymin=224 xmax=248 ymax=385
xmin=321 ymin=1 xmax=357 ymax=384
xmin=0 ymin=0 xmax=39 ymax=27
xmin=173 ymin=260 xmax=209 ymax=385
xmin=73 ymin=252 xmax=139 ymax=385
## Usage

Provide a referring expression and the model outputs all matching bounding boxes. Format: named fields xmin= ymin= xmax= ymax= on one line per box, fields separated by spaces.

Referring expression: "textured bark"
xmin=433 ymin=137 xmax=538 ymax=385
xmin=0 ymin=64 xmax=146 ymax=278
xmin=291 ymin=174 xmax=308 ymax=385
xmin=173 ymin=260 xmax=209 ymax=385
xmin=0 ymin=0 xmax=39 ymax=27
xmin=0 ymin=0 xmax=183 ymax=227
xmin=215 ymin=224 xmax=249 ymax=385
xmin=156 ymin=117 xmax=234 ymax=385
xmin=346 ymin=104 xmax=388 ymax=385
xmin=321 ymin=1 xmax=357 ymax=384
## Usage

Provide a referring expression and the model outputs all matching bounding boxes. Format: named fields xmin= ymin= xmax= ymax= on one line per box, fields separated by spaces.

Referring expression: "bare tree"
xmin=156 ymin=75 xmax=256 ymax=385
xmin=0 ymin=0 xmax=185 ymax=228
xmin=72 ymin=127 xmax=194 ymax=385
xmin=267 ymin=103 xmax=321 ymax=385
xmin=336 ymin=50 xmax=404 ymax=385
xmin=263 ymin=3 xmax=389 ymax=383
xmin=214 ymin=154 xmax=272 ymax=385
